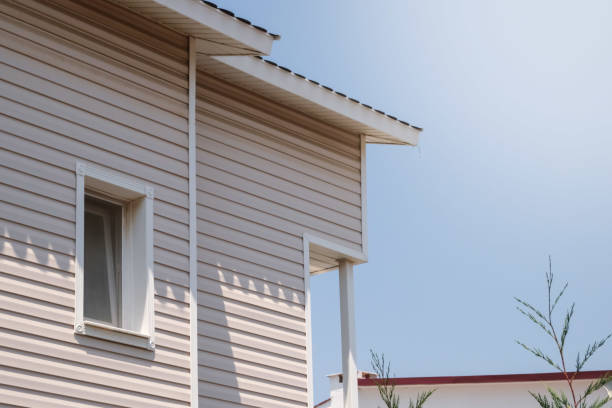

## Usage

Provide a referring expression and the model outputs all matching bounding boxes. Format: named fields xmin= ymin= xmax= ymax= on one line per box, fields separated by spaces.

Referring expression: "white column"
xmin=339 ymin=259 xmax=358 ymax=408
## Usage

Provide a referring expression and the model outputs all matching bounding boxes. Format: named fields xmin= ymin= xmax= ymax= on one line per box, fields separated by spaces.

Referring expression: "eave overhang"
xmin=198 ymin=55 xmax=422 ymax=145
xmin=111 ymin=0 xmax=279 ymax=55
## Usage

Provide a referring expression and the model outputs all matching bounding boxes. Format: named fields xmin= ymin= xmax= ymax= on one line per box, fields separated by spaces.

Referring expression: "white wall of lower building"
xmin=320 ymin=373 xmax=612 ymax=408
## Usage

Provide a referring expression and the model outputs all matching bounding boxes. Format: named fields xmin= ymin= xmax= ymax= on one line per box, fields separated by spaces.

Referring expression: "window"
xmin=84 ymin=195 xmax=122 ymax=326
xmin=75 ymin=162 xmax=155 ymax=350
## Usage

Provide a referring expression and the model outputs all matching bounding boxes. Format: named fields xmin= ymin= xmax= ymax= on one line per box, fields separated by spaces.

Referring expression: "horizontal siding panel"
xmin=0 ymin=77 xmax=185 ymax=170
xmin=0 ymin=272 xmax=73 ymax=308
xmin=198 ymin=73 xmax=361 ymax=150
xmin=0 ymin=325 xmax=187 ymax=386
xmin=197 ymin=164 xmax=361 ymax=231
xmin=198 ymin=219 xmax=303 ymax=264
xmin=155 ymin=263 xmax=189 ymax=288
xmin=0 ymin=182 xmax=74 ymax=222
xmin=198 ymin=192 xmax=362 ymax=251
xmin=198 ymin=397 xmax=245 ymax=408
xmin=0 ymin=83 xmax=187 ymax=177
xmin=0 ymin=164 xmax=73 ymax=205
xmin=0 ymin=201 xmax=73 ymax=240
xmin=0 ymin=365 xmax=187 ymax=408
xmin=198 ymin=323 xmax=305 ymax=362
xmin=198 ymin=250 xmax=304 ymax=291
xmin=198 ymin=263 xmax=304 ymax=305
xmin=197 ymin=133 xmax=360 ymax=204
xmin=195 ymin=111 xmax=361 ymax=182
xmin=0 ymin=146 xmax=74 ymax=188
xmin=78 ymin=0 xmax=188 ymax=54
xmin=156 ymin=214 xmax=189 ymax=240
xmin=0 ymin=29 xmax=188 ymax=137
xmin=197 ymin=182 xmax=362 ymax=246
xmin=0 ymin=347 xmax=189 ymax=402
xmin=0 ymin=256 xmax=73 ymax=292
xmin=155 ymin=329 xmax=189 ymax=353
xmin=198 ymin=306 xmax=305 ymax=348
xmin=154 ymin=230 xmax=189 ymax=257
xmin=156 ymin=312 xmax=190 ymax=337
xmin=0 ymin=384 xmax=99 ymax=408
xmin=198 ymin=235 xmax=302 ymax=277
xmin=199 ymin=336 xmax=306 ymax=376
xmin=155 ymin=279 xmax=189 ymax=304
xmin=198 ymin=380 xmax=306 ymax=408
xmin=0 ymin=309 xmax=189 ymax=370
xmin=0 ymin=218 xmax=74 ymax=256
xmin=156 ymin=247 xmax=189 ymax=272
xmin=0 ymin=115 xmax=189 ymax=200
xmin=0 ymin=3 xmax=188 ymax=102
xmin=198 ymin=292 xmax=304 ymax=333
xmin=198 ymin=276 xmax=304 ymax=319
xmin=198 ymin=205 xmax=302 ymax=250
xmin=1 ymin=235 xmax=74 ymax=273
xmin=13 ymin=0 xmax=186 ymax=73
xmin=199 ymin=366 xmax=306 ymax=404
xmin=0 ymin=131 xmax=189 ymax=209
xmin=155 ymin=296 xmax=189 ymax=321
xmin=197 ymin=80 xmax=360 ymax=160
xmin=0 ymin=290 xmax=73 ymax=327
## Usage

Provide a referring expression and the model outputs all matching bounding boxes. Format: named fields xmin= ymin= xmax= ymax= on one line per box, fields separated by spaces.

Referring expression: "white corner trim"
xmin=188 ymin=36 xmax=199 ymax=408
xmin=303 ymin=239 xmax=314 ymax=408
xmin=149 ymin=0 xmax=276 ymax=54
xmin=302 ymin=233 xmax=368 ymax=408
xmin=74 ymin=161 xmax=155 ymax=349
xmin=360 ymin=135 xmax=368 ymax=258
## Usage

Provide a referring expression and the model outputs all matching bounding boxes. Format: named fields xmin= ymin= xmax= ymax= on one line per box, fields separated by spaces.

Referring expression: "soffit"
xmin=110 ymin=0 xmax=279 ymax=55
xmin=198 ymin=54 xmax=422 ymax=145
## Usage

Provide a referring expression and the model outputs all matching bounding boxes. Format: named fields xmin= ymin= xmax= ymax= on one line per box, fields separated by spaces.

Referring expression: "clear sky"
xmin=216 ymin=0 xmax=612 ymax=404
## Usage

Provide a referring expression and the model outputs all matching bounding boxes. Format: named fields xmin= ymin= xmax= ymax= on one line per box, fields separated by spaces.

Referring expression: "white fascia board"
xmin=212 ymin=55 xmax=420 ymax=145
xmin=151 ymin=0 xmax=275 ymax=55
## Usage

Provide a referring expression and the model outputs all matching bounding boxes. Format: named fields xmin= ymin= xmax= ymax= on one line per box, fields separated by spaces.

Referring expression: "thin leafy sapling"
xmin=515 ymin=258 xmax=612 ymax=408
xmin=370 ymin=349 xmax=435 ymax=408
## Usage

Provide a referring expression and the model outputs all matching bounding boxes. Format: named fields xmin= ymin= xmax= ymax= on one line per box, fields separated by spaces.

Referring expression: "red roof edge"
xmin=359 ymin=370 xmax=612 ymax=387
xmin=314 ymin=397 xmax=331 ymax=408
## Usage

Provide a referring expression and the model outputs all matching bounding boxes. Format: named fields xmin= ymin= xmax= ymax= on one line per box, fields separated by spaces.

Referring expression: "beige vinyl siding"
xmin=196 ymin=73 xmax=363 ymax=407
xmin=0 ymin=0 xmax=191 ymax=406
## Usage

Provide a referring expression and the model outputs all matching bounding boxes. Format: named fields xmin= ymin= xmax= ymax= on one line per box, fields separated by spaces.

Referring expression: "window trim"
xmin=75 ymin=162 xmax=155 ymax=351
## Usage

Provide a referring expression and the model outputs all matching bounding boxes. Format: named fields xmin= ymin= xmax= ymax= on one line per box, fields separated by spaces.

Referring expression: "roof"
xmin=358 ymin=370 xmax=612 ymax=387
xmin=114 ymin=0 xmax=422 ymax=144
xmin=112 ymin=0 xmax=279 ymax=55
xmin=314 ymin=398 xmax=331 ymax=408
xmin=199 ymin=54 xmax=422 ymax=145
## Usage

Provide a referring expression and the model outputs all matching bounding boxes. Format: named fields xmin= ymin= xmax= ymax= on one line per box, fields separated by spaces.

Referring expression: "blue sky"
xmin=216 ymin=0 xmax=612 ymax=403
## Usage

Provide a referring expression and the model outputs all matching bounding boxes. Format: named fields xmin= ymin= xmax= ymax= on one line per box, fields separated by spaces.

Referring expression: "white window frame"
xmin=75 ymin=162 xmax=155 ymax=350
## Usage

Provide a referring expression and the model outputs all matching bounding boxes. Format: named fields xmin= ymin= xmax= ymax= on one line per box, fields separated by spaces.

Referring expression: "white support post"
xmin=339 ymin=259 xmax=358 ymax=408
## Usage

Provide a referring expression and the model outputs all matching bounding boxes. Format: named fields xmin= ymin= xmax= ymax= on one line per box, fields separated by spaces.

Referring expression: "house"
xmin=0 ymin=1 xmax=420 ymax=407
xmin=317 ymin=370 xmax=612 ymax=408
